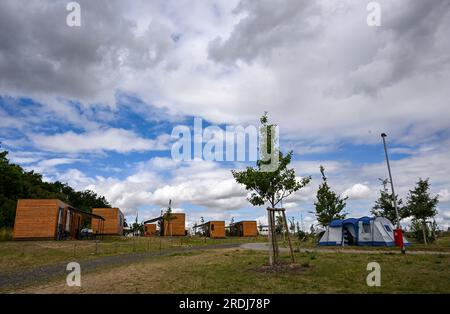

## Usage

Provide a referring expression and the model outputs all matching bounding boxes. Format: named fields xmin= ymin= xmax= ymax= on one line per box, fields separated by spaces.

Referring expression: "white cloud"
xmin=438 ymin=189 xmax=450 ymax=202
xmin=31 ymin=129 xmax=170 ymax=154
xmin=342 ymin=184 xmax=371 ymax=200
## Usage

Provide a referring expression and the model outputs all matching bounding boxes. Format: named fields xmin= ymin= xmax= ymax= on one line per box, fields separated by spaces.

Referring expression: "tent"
xmin=318 ymin=216 xmax=410 ymax=247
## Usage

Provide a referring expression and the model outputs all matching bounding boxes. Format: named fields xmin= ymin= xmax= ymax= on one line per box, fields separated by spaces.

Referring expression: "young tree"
xmin=275 ymin=213 xmax=285 ymax=235
xmin=162 ymin=200 xmax=176 ymax=236
xmin=232 ymin=113 xmax=311 ymax=265
xmin=405 ymin=178 xmax=439 ymax=245
xmin=371 ymin=178 xmax=408 ymax=224
xmin=314 ymin=166 xmax=347 ymax=227
xmin=289 ymin=217 xmax=296 ymax=235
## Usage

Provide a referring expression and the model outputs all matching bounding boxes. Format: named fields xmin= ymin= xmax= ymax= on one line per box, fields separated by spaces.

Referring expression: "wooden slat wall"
xmin=209 ymin=221 xmax=225 ymax=238
xmin=241 ymin=221 xmax=258 ymax=237
xmin=91 ymin=208 xmax=123 ymax=235
xmin=162 ymin=213 xmax=185 ymax=236
xmin=144 ymin=223 xmax=157 ymax=236
xmin=13 ymin=199 xmax=65 ymax=240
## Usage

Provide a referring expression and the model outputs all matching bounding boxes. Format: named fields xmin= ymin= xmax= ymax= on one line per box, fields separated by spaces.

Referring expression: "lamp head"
xmin=381 ymin=133 xmax=387 ymax=138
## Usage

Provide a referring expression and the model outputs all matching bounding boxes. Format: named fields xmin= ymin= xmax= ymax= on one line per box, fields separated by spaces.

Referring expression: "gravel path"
xmin=240 ymin=242 xmax=450 ymax=255
xmin=0 ymin=243 xmax=240 ymax=291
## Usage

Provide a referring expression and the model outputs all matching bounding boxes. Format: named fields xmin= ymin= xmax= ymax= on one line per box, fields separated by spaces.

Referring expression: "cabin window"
xmin=384 ymin=225 xmax=392 ymax=232
xmin=211 ymin=224 xmax=215 ymax=231
xmin=362 ymin=224 xmax=371 ymax=233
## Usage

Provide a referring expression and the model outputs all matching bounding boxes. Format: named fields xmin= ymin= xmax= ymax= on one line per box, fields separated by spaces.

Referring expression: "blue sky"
xmin=0 ymin=0 xmax=449 ymax=230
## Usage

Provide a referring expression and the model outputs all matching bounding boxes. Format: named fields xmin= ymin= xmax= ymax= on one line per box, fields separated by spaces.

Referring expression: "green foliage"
xmin=275 ymin=213 xmax=284 ymax=234
xmin=405 ymin=178 xmax=439 ymax=244
xmin=162 ymin=200 xmax=177 ymax=236
xmin=371 ymin=178 xmax=408 ymax=224
xmin=296 ymin=229 xmax=308 ymax=241
xmin=405 ymin=178 xmax=438 ymax=221
xmin=0 ymin=150 xmax=111 ymax=228
xmin=231 ymin=114 xmax=311 ymax=208
xmin=409 ymin=219 xmax=438 ymax=244
xmin=314 ymin=166 xmax=347 ymax=227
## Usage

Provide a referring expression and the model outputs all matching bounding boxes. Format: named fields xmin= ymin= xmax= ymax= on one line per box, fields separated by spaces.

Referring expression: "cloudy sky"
xmin=1 ymin=0 xmax=449 ymax=230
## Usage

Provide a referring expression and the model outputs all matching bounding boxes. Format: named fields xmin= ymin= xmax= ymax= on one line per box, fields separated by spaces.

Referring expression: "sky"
xmin=0 ymin=0 xmax=449 ymax=230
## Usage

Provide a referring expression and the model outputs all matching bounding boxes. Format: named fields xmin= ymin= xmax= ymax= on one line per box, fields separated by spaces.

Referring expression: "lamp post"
xmin=381 ymin=133 xmax=405 ymax=254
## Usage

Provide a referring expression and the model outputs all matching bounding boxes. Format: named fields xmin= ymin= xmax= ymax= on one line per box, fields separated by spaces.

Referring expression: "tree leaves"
xmin=231 ymin=114 xmax=311 ymax=208
xmin=0 ymin=150 xmax=111 ymax=228
xmin=314 ymin=165 xmax=347 ymax=227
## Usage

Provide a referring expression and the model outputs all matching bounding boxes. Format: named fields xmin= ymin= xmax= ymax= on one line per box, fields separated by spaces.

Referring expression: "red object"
xmin=394 ymin=228 xmax=404 ymax=247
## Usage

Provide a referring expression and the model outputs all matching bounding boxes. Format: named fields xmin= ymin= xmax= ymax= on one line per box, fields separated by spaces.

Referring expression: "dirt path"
xmin=0 ymin=243 xmax=240 ymax=291
xmin=240 ymin=242 xmax=450 ymax=255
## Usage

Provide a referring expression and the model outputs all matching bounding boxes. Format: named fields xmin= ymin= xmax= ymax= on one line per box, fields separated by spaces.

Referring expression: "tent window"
xmin=384 ymin=225 xmax=392 ymax=232
xmin=362 ymin=224 xmax=371 ymax=233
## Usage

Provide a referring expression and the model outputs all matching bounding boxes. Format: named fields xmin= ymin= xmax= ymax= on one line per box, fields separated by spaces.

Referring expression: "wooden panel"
xmin=13 ymin=199 xmax=64 ymax=240
xmin=241 ymin=221 xmax=258 ymax=237
xmin=209 ymin=221 xmax=225 ymax=238
xmin=144 ymin=223 xmax=157 ymax=236
xmin=162 ymin=213 xmax=185 ymax=236
xmin=92 ymin=208 xmax=124 ymax=235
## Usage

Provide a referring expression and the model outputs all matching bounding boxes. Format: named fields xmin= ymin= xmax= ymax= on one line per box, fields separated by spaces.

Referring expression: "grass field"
xmin=0 ymin=236 xmax=266 ymax=273
xmin=288 ymin=233 xmax=450 ymax=252
xmin=12 ymin=248 xmax=450 ymax=294
xmin=1 ymin=234 xmax=449 ymax=293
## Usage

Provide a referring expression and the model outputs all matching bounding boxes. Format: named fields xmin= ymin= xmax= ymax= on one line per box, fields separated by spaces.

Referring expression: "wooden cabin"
xmin=194 ymin=221 xmax=226 ymax=238
xmin=91 ymin=208 xmax=124 ymax=235
xmin=230 ymin=221 xmax=258 ymax=237
xmin=144 ymin=223 xmax=157 ymax=236
xmin=161 ymin=213 xmax=185 ymax=236
xmin=13 ymin=199 xmax=105 ymax=240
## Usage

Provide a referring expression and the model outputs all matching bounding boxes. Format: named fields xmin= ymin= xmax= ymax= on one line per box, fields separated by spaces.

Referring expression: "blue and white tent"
xmin=318 ymin=216 xmax=410 ymax=247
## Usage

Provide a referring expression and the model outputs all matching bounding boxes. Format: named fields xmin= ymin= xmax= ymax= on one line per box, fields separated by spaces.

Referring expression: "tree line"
xmin=232 ymin=113 xmax=441 ymax=259
xmin=315 ymin=165 xmax=439 ymax=244
xmin=0 ymin=150 xmax=111 ymax=229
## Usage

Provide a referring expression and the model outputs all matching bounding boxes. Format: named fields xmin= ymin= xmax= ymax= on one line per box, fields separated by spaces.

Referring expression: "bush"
xmin=0 ymin=227 xmax=13 ymax=241
xmin=409 ymin=219 xmax=437 ymax=244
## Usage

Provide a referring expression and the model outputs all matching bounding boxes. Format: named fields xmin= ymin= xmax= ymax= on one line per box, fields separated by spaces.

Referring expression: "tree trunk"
xmin=267 ymin=208 xmax=273 ymax=265
xmin=422 ymin=220 xmax=428 ymax=245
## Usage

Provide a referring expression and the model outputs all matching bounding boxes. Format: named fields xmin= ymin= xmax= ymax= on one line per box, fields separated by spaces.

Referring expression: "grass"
xmin=286 ymin=233 xmax=450 ymax=252
xmin=13 ymin=248 xmax=450 ymax=293
xmin=0 ymin=235 xmax=266 ymax=273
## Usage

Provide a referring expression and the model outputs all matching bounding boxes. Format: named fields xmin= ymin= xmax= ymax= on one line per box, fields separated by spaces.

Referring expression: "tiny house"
xmin=13 ymin=199 xmax=105 ymax=240
xmin=144 ymin=223 xmax=157 ymax=236
xmin=91 ymin=208 xmax=124 ymax=235
xmin=194 ymin=221 xmax=226 ymax=238
xmin=161 ymin=213 xmax=185 ymax=236
xmin=230 ymin=221 xmax=258 ymax=237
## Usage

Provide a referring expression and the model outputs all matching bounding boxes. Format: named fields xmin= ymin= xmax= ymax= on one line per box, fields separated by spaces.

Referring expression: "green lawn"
xmin=0 ymin=236 xmax=266 ymax=272
xmin=287 ymin=233 xmax=450 ymax=252
xmin=14 ymin=248 xmax=450 ymax=294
